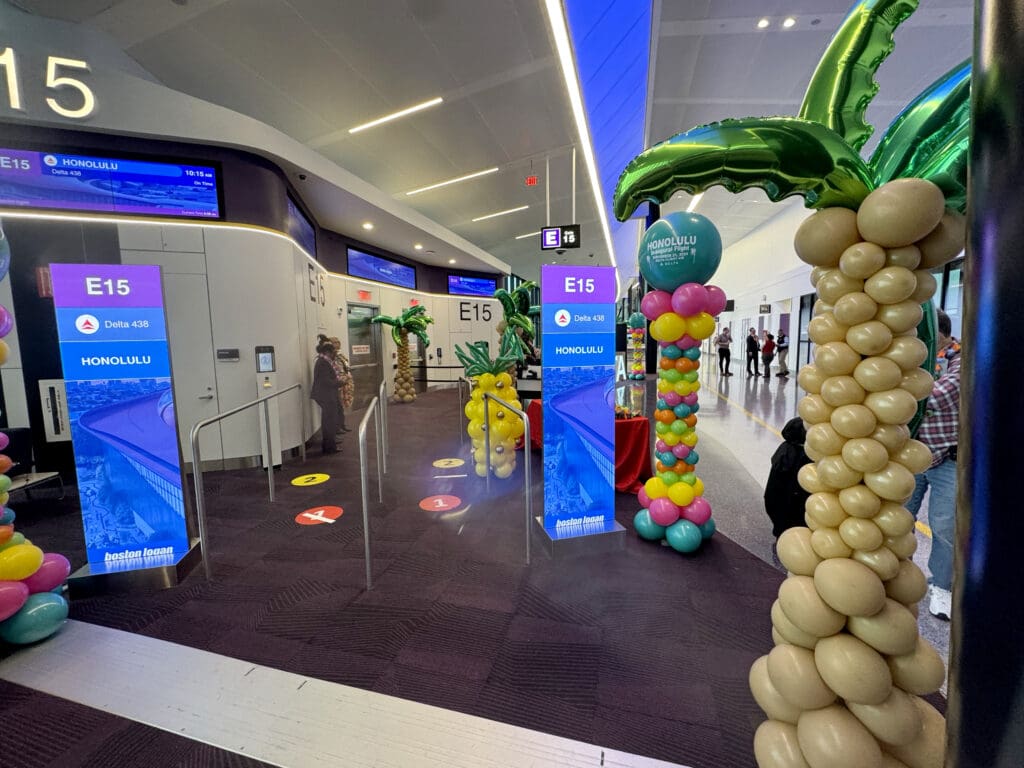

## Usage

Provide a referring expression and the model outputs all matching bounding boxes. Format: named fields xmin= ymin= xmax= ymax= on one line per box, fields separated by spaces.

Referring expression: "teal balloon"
xmin=659 ymin=452 xmax=678 ymax=467
xmin=699 ymin=518 xmax=716 ymax=540
xmin=686 ymin=450 xmax=700 ymax=465
xmin=662 ymin=345 xmax=683 ymax=360
xmin=627 ymin=311 xmax=647 ymax=329
xmin=666 ymin=519 xmax=703 ymax=553
xmin=683 ymin=347 xmax=701 ymax=360
xmin=673 ymin=404 xmax=692 ymax=418
xmin=0 ymin=227 xmax=9 ymax=283
xmin=0 ymin=592 xmax=68 ymax=645
xmin=0 ymin=507 xmax=14 ymax=525
xmin=691 ymin=403 xmax=700 ymax=413
xmin=634 ymin=509 xmax=667 ymax=541
xmin=638 ymin=212 xmax=722 ymax=290
xmin=656 ymin=398 xmax=668 ymax=410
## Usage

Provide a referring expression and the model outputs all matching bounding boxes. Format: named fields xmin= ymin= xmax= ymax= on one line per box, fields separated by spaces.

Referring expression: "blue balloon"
xmin=661 ymin=345 xmax=683 ymax=360
xmin=673 ymin=404 xmax=692 ymax=419
xmin=638 ymin=212 xmax=722 ymax=291
xmin=687 ymin=450 xmax=700 ymax=465
xmin=699 ymin=517 xmax=716 ymax=540
xmin=683 ymin=347 xmax=701 ymax=360
xmin=0 ymin=592 xmax=68 ymax=645
xmin=656 ymin=398 xmax=668 ymax=410
xmin=633 ymin=509 xmax=667 ymax=541
xmin=665 ymin=519 xmax=703 ymax=553
xmin=658 ymin=451 xmax=677 ymax=467
xmin=0 ymin=507 xmax=14 ymax=525
xmin=691 ymin=403 xmax=700 ymax=414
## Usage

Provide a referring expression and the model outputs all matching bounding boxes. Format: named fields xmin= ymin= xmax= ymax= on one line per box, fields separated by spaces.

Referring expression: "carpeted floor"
xmin=6 ymin=387 xmax=791 ymax=766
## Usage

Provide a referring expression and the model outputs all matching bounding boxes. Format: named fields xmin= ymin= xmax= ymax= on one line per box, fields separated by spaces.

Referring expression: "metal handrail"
xmin=482 ymin=391 xmax=532 ymax=565
xmin=378 ymin=379 xmax=388 ymax=475
xmin=189 ymin=382 xmax=305 ymax=580
xmin=457 ymin=377 xmax=472 ymax=447
xmin=358 ymin=395 xmax=384 ymax=589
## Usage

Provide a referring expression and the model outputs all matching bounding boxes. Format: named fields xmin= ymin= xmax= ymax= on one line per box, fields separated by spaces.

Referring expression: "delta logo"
xmin=75 ymin=314 xmax=99 ymax=334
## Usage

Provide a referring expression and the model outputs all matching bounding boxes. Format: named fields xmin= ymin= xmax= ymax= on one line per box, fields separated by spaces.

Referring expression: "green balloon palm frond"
xmin=454 ymin=329 xmax=525 ymax=378
xmin=494 ymin=281 xmax=538 ymax=347
xmin=371 ymin=305 xmax=434 ymax=347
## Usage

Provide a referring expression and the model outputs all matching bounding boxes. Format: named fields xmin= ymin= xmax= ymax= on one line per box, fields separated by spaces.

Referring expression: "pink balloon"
xmin=663 ymin=392 xmax=682 ymax=407
xmin=0 ymin=432 xmax=8 ymax=451
xmin=682 ymin=497 xmax=712 ymax=526
xmin=649 ymin=497 xmax=681 ymax=526
xmin=671 ymin=283 xmax=709 ymax=317
xmin=640 ymin=290 xmax=673 ymax=321
xmin=637 ymin=487 xmax=652 ymax=509
xmin=675 ymin=335 xmax=699 ymax=349
xmin=21 ymin=552 xmax=71 ymax=594
xmin=672 ymin=444 xmax=691 ymax=459
xmin=683 ymin=393 xmax=699 ymax=406
xmin=655 ymin=439 xmax=669 ymax=453
xmin=705 ymin=285 xmax=728 ymax=316
xmin=658 ymin=341 xmax=671 ymax=348
xmin=0 ymin=580 xmax=29 ymax=621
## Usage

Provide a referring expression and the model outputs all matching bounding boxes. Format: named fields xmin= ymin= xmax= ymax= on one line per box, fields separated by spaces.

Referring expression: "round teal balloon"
xmin=699 ymin=517 xmax=716 ymax=540
xmin=634 ymin=509 xmax=667 ymax=541
xmin=638 ymin=212 xmax=722 ymax=290
xmin=683 ymin=347 xmax=701 ymax=360
xmin=0 ymin=592 xmax=68 ymax=644
xmin=666 ymin=519 xmax=703 ymax=553
xmin=627 ymin=311 xmax=646 ymax=329
xmin=0 ymin=507 xmax=14 ymax=525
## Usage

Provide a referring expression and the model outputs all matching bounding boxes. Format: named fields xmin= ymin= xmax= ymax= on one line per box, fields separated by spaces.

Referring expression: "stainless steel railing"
xmin=482 ymin=391 xmax=532 ymax=565
xmin=189 ymin=382 xmax=305 ymax=580
xmin=358 ymin=393 xmax=385 ymax=589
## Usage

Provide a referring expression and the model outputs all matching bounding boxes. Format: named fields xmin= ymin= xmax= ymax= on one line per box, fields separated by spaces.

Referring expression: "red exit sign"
xmin=525 ymin=175 xmax=538 ymax=187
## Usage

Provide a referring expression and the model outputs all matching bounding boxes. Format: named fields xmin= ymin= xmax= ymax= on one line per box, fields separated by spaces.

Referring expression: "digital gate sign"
xmin=540 ymin=265 xmax=616 ymax=539
xmin=50 ymin=263 xmax=190 ymax=572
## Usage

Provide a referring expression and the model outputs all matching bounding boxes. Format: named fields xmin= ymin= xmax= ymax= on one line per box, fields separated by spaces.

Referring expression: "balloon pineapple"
xmin=626 ymin=312 xmax=646 ymax=379
xmin=371 ymin=305 xmax=434 ymax=403
xmin=613 ymin=1 xmax=969 ymax=765
xmin=455 ymin=330 xmax=526 ymax=479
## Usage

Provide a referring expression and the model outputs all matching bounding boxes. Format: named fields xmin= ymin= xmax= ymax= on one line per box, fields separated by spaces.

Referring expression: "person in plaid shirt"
xmin=905 ymin=309 xmax=960 ymax=620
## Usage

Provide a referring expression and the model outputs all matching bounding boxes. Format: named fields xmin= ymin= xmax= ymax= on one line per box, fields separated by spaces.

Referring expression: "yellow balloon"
xmin=644 ymin=476 xmax=668 ymax=499
xmin=686 ymin=312 xmax=716 ymax=340
xmin=673 ymin=380 xmax=689 ymax=395
xmin=657 ymin=379 xmax=672 ymax=393
xmin=653 ymin=312 xmax=686 ymax=341
xmin=693 ymin=477 xmax=705 ymax=497
xmin=478 ymin=373 xmax=496 ymax=392
xmin=662 ymin=432 xmax=681 ymax=446
xmin=681 ymin=432 xmax=699 ymax=448
xmin=668 ymin=482 xmax=695 ymax=507
xmin=0 ymin=543 xmax=44 ymax=581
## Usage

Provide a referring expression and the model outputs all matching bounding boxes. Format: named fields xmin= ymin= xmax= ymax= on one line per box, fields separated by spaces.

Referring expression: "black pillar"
xmin=643 ymin=203 xmax=661 ymax=373
xmin=948 ymin=2 xmax=1024 ymax=765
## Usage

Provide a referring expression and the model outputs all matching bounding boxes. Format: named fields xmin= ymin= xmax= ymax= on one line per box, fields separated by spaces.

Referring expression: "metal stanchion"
xmin=482 ymin=391 xmax=532 ymax=565
xmin=263 ymin=399 xmax=274 ymax=503
xmin=358 ymin=396 xmax=383 ymax=589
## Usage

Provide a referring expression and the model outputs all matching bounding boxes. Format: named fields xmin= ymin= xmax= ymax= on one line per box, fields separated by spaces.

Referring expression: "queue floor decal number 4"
xmin=295 ymin=506 xmax=344 ymax=526
xmin=290 ymin=473 xmax=329 ymax=487
xmin=419 ymin=495 xmax=461 ymax=512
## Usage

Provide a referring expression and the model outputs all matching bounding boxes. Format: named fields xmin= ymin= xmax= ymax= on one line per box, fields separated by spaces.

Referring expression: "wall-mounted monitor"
xmin=286 ymin=195 xmax=317 ymax=256
xmin=447 ymin=274 xmax=496 ymax=297
xmin=347 ymin=248 xmax=416 ymax=289
xmin=0 ymin=147 xmax=221 ymax=219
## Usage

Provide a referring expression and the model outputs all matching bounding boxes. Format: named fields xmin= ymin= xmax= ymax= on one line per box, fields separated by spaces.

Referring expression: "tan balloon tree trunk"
xmin=393 ymin=335 xmax=415 ymax=403
xmin=750 ymin=178 xmax=965 ymax=768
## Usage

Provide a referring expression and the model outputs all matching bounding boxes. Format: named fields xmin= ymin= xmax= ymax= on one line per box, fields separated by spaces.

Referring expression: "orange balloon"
xmin=0 ymin=455 xmax=12 ymax=474
xmin=0 ymin=524 xmax=12 ymax=544
xmin=674 ymin=358 xmax=690 ymax=372
xmin=660 ymin=357 xmax=674 ymax=370
xmin=655 ymin=409 xmax=673 ymax=424
xmin=684 ymin=415 xmax=698 ymax=428
xmin=656 ymin=461 xmax=668 ymax=473
xmin=681 ymin=463 xmax=695 ymax=473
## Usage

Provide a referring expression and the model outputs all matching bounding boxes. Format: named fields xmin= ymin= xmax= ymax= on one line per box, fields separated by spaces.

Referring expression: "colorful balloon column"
xmin=0 ymin=234 xmax=72 ymax=644
xmin=632 ymin=212 xmax=725 ymax=554
xmin=626 ymin=312 xmax=646 ymax=380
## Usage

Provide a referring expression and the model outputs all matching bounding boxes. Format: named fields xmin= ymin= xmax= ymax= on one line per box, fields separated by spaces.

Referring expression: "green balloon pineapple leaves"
xmin=454 ymin=328 xmax=524 ymax=379
xmin=372 ymin=305 xmax=434 ymax=403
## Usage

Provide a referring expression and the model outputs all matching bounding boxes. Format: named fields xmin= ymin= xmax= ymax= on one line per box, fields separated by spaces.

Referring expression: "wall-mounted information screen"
xmin=286 ymin=196 xmax=316 ymax=256
xmin=347 ymin=248 xmax=416 ymax=289
xmin=447 ymin=274 xmax=496 ymax=297
xmin=0 ymin=147 xmax=221 ymax=219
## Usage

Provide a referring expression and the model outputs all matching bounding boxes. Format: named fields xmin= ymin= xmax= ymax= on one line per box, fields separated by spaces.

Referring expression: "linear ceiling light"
xmin=405 ymin=166 xmax=499 ymax=196
xmin=515 ymin=230 xmax=542 ymax=240
xmin=543 ymin=0 xmax=619 ymax=295
xmin=471 ymin=205 xmax=529 ymax=222
xmin=348 ymin=96 xmax=443 ymax=134
xmin=686 ymin=193 xmax=704 ymax=213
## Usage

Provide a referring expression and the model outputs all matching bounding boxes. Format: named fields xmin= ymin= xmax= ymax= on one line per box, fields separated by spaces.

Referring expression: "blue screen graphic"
xmin=286 ymin=196 xmax=317 ymax=256
xmin=0 ymin=147 xmax=220 ymax=219
xmin=348 ymin=248 xmax=416 ymax=289
xmin=448 ymin=274 xmax=496 ymax=297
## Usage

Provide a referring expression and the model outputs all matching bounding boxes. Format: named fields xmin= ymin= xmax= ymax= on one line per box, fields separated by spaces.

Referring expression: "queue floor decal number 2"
xmin=295 ymin=506 xmax=344 ymax=526
xmin=419 ymin=495 xmax=461 ymax=512
xmin=291 ymin=473 xmax=329 ymax=487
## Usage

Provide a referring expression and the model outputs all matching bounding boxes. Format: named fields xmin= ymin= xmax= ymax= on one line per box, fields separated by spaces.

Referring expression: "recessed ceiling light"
xmin=757 ymin=18 xmax=770 ymax=28
xmin=405 ymin=167 xmax=499 ymax=196
xmin=361 ymin=222 xmax=374 ymax=230
xmin=515 ymin=230 xmax=542 ymax=240
xmin=414 ymin=243 xmax=423 ymax=250
xmin=348 ymin=96 xmax=443 ymax=134
xmin=448 ymin=258 xmax=457 ymax=264
xmin=783 ymin=17 xmax=796 ymax=28
xmin=471 ymin=205 xmax=529 ymax=223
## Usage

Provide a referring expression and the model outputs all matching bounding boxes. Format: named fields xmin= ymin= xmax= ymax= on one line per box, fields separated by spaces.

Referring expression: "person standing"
xmin=775 ymin=328 xmax=790 ymax=377
xmin=746 ymin=328 xmax=760 ymax=376
xmin=328 ymin=336 xmax=354 ymax=435
xmin=311 ymin=337 xmax=342 ymax=454
xmin=713 ymin=326 xmax=733 ymax=376
xmin=904 ymin=309 xmax=959 ymax=620
xmin=761 ymin=332 xmax=776 ymax=378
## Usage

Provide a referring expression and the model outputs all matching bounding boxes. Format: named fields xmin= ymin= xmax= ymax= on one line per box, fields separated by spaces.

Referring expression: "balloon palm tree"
xmin=494 ymin=280 xmax=538 ymax=355
xmin=371 ymin=305 xmax=433 ymax=403
xmin=614 ymin=2 xmax=968 ymax=766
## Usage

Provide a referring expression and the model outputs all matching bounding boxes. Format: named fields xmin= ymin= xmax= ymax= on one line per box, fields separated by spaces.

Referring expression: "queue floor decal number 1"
xmin=419 ymin=495 xmax=461 ymax=512
xmin=295 ymin=506 xmax=343 ymax=526
xmin=291 ymin=473 xmax=329 ymax=487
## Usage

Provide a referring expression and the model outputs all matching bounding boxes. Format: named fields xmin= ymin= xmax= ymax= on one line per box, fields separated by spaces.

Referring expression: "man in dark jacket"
xmin=764 ymin=417 xmax=812 ymax=537
xmin=746 ymin=328 xmax=760 ymax=376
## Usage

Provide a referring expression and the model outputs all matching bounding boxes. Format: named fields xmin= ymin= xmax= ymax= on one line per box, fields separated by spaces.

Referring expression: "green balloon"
xmin=638 ymin=212 xmax=722 ymax=290
xmin=661 ymin=369 xmax=682 ymax=383
xmin=659 ymin=471 xmax=680 ymax=486
xmin=681 ymin=472 xmax=697 ymax=486
xmin=0 ymin=532 xmax=25 ymax=551
xmin=670 ymin=420 xmax=689 ymax=436
xmin=682 ymin=371 xmax=699 ymax=383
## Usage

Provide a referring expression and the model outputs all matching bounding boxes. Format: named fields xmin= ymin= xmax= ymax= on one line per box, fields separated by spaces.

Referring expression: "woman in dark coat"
xmin=763 ymin=417 xmax=812 ymax=537
xmin=311 ymin=337 xmax=342 ymax=454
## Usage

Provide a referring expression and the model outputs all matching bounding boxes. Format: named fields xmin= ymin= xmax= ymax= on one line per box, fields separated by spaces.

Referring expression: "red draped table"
xmin=523 ymin=401 xmax=651 ymax=493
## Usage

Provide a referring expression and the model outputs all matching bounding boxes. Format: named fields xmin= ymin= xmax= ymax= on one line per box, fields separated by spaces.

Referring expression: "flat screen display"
xmin=347 ymin=248 xmax=416 ymax=289
xmin=0 ymin=147 xmax=221 ymax=219
xmin=286 ymin=196 xmax=316 ymax=256
xmin=448 ymin=274 xmax=496 ymax=297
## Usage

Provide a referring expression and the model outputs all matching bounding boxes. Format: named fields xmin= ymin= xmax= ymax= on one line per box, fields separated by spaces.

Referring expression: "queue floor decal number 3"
xmin=419 ymin=495 xmax=461 ymax=512
xmin=290 ymin=473 xmax=329 ymax=487
xmin=295 ymin=506 xmax=343 ymax=526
